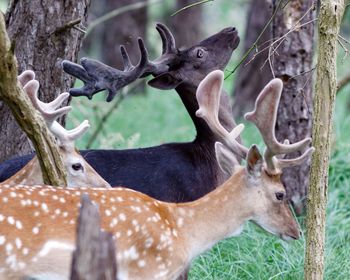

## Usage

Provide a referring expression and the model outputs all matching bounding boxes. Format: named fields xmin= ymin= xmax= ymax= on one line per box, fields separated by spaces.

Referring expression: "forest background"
xmin=0 ymin=0 xmax=350 ymax=279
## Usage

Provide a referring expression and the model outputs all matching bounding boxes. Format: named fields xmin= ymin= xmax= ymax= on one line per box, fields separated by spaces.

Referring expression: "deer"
xmin=3 ymin=70 xmax=110 ymax=189
xmin=0 ymin=23 xmax=241 ymax=204
xmin=0 ymin=70 xmax=313 ymax=280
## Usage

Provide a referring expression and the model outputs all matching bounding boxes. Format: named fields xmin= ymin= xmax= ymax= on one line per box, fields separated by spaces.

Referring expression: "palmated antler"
xmin=62 ymin=23 xmax=178 ymax=101
xmin=140 ymin=23 xmax=178 ymax=77
xmin=196 ymin=70 xmax=314 ymax=174
xmin=25 ymin=81 xmax=89 ymax=150
xmin=195 ymin=70 xmax=248 ymax=159
xmin=244 ymin=78 xmax=314 ymax=174
xmin=62 ymin=38 xmax=148 ymax=102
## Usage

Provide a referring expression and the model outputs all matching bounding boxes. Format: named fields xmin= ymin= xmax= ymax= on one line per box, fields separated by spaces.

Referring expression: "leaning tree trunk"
xmin=305 ymin=1 xmax=345 ymax=279
xmin=272 ymin=0 xmax=315 ymax=214
xmin=0 ymin=12 xmax=67 ymax=186
xmin=169 ymin=0 xmax=203 ymax=47
xmin=0 ymin=0 xmax=90 ymax=163
xmin=232 ymin=0 xmax=273 ymax=118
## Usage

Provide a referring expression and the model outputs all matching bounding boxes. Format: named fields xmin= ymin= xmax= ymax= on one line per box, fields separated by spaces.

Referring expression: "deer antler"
xmin=244 ymin=78 xmax=314 ymax=174
xmin=25 ymin=81 xmax=90 ymax=150
xmin=195 ymin=70 xmax=248 ymax=159
xmin=62 ymin=23 xmax=180 ymax=101
xmin=62 ymin=38 xmax=148 ymax=102
xmin=140 ymin=23 xmax=178 ymax=77
xmin=18 ymin=70 xmax=36 ymax=87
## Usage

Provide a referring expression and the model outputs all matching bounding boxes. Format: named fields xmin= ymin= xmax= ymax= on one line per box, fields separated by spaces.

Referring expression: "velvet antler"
xmin=196 ymin=71 xmax=314 ymax=174
xmin=25 ymin=81 xmax=89 ymax=150
xmin=244 ymin=79 xmax=314 ymax=174
xmin=62 ymin=38 xmax=148 ymax=102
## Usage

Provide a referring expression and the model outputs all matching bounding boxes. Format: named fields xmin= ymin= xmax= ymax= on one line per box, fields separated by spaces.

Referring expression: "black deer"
xmin=0 ymin=23 xmax=240 ymax=203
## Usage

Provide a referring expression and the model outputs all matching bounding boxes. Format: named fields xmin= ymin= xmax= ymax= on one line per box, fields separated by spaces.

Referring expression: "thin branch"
xmin=0 ymin=13 xmax=67 ymax=186
xmin=337 ymin=73 xmax=350 ymax=92
xmin=86 ymin=0 xmax=162 ymax=36
xmin=224 ymin=0 xmax=285 ymax=80
xmin=53 ymin=18 xmax=82 ymax=35
xmin=171 ymin=0 xmax=214 ymax=16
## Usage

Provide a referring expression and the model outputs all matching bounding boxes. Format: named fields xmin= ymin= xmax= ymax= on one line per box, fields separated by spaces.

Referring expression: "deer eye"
xmin=197 ymin=49 xmax=204 ymax=58
xmin=275 ymin=192 xmax=285 ymax=201
xmin=72 ymin=163 xmax=83 ymax=171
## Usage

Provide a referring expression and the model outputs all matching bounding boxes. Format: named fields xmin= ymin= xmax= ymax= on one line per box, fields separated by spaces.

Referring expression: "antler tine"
xmin=278 ymin=147 xmax=315 ymax=169
xmin=18 ymin=70 xmax=35 ymax=87
xmin=50 ymin=120 xmax=90 ymax=150
xmin=155 ymin=22 xmax=177 ymax=54
xmin=244 ymin=78 xmax=312 ymax=173
xmin=120 ymin=45 xmax=133 ymax=71
xmin=25 ymin=82 xmax=71 ymax=127
xmin=195 ymin=70 xmax=248 ymax=159
xmin=62 ymin=38 xmax=149 ymax=102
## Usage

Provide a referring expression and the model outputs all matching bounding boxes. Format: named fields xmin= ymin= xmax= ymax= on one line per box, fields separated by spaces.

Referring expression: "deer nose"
xmin=225 ymin=27 xmax=236 ymax=33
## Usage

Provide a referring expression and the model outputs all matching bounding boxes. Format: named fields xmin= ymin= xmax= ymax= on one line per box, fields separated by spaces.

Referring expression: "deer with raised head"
xmin=0 ymin=70 xmax=313 ymax=280
xmin=3 ymin=70 xmax=110 ymax=189
xmin=0 ymin=23 xmax=240 ymax=204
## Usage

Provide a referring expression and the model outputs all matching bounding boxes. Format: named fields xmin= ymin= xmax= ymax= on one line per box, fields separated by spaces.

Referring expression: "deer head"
xmin=0 ymin=71 xmax=313 ymax=280
xmin=3 ymin=71 xmax=110 ymax=188
xmin=196 ymin=70 xmax=314 ymax=240
xmin=62 ymin=23 xmax=239 ymax=101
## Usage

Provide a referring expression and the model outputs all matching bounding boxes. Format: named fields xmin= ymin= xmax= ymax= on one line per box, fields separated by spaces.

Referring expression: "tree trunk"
xmin=272 ymin=0 xmax=315 ymax=214
xmin=99 ymin=0 xmax=147 ymax=70
xmin=232 ymin=0 xmax=273 ymax=118
xmin=305 ymin=1 xmax=345 ymax=279
xmin=169 ymin=0 xmax=203 ymax=47
xmin=0 ymin=12 xmax=67 ymax=186
xmin=0 ymin=0 xmax=90 ymax=163
xmin=71 ymin=194 xmax=117 ymax=280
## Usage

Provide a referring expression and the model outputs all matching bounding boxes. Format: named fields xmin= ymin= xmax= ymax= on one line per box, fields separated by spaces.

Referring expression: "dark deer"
xmin=0 ymin=23 xmax=241 ymax=204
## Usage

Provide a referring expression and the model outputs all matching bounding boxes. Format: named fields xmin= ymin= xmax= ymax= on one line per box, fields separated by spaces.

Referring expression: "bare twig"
xmin=337 ymin=73 xmax=350 ymax=92
xmin=224 ymin=0 xmax=285 ymax=79
xmin=171 ymin=0 xmax=214 ymax=16
xmin=86 ymin=0 xmax=162 ymax=36
xmin=0 ymin=13 xmax=67 ymax=186
xmin=54 ymin=18 xmax=83 ymax=35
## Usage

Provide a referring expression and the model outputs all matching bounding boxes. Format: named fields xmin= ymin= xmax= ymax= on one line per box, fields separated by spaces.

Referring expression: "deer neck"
xmin=3 ymin=158 xmax=43 ymax=185
xmin=175 ymin=83 xmax=235 ymax=142
xmin=174 ymin=167 xmax=252 ymax=261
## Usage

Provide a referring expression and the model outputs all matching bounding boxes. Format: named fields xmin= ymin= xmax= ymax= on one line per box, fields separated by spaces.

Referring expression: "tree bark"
xmin=71 ymin=194 xmax=117 ymax=280
xmin=232 ymin=0 xmax=273 ymax=118
xmin=98 ymin=0 xmax=147 ymax=70
xmin=169 ymin=0 xmax=203 ymax=47
xmin=272 ymin=0 xmax=315 ymax=214
xmin=304 ymin=1 xmax=345 ymax=279
xmin=0 ymin=12 xmax=67 ymax=186
xmin=0 ymin=0 xmax=90 ymax=163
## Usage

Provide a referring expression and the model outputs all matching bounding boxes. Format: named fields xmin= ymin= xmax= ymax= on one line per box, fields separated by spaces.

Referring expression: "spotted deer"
xmin=0 ymin=23 xmax=240 ymax=204
xmin=3 ymin=70 xmax=110 ymax=188
xmin=0 ymin=70 xmax=313 ymax=280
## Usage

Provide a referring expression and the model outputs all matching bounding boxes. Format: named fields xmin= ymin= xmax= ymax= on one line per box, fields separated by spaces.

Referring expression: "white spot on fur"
xmin=7 ymin=216 xmax=15 ymax=225
xmin=32 ymin=227 xmax=39 ymax=234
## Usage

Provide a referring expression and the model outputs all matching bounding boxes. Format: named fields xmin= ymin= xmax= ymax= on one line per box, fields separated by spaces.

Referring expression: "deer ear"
xmin=148 ymin=73 xmax=182 ymax=90
xmin=215 ymin=142 xmax=239 ymax=176
xmin=246 ymin=145 xmax=263 ymax=177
